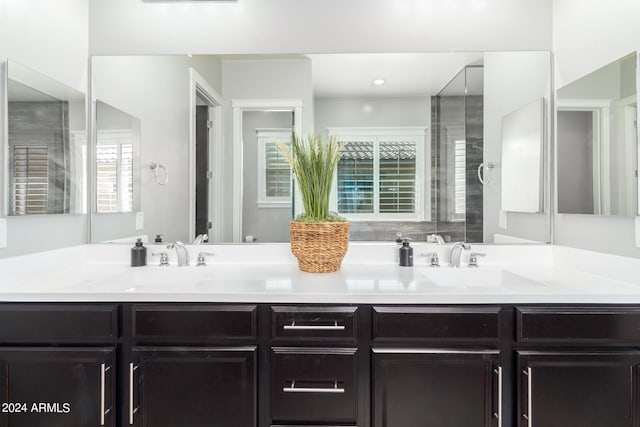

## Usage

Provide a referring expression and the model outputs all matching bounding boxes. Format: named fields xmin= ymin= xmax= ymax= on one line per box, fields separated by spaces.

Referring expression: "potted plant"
xmin=276 ymin=132 xmax=350 ymax=273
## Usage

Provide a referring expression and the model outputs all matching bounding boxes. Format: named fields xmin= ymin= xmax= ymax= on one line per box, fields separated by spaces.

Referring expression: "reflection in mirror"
xmin=6 ymin=60 xmax=86 ymax=216
xmin=557 ymin=52 xmax=638 ymax=216
xmin=95 ymin=101 xmax=141 ymax=214
xmin=243 ymin=112 xmax=294 ymax=242
xmin=90 ymin=52 xmax=551 ymax=244
xmin=501 ymin=98 xmax=545 ymax=213
xmin=90 ymin=101 xmax=141 ymax=243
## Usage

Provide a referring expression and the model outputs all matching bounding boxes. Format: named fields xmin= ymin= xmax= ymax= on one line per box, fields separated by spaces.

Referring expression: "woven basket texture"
xmin=289 ymin=221 xmax=350 ymax=273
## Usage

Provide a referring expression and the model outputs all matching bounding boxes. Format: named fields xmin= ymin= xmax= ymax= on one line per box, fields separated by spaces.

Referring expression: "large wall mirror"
xmin=90 ymin=51 xmax=551 ymax=245
xmin=557 ymin=52 xmax=638 ymax=216
xmin=5 ymin=60 xmax=86 ymax=216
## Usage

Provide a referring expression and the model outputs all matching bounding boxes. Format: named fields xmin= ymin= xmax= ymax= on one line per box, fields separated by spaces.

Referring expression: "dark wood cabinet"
xmin=0 ymin=347 xmax=116 ymax=427
xmin=373 ymin=349 xmax=502 ymax=427
xmin=4 ymin=302 xmax=640 ymax=427
xmin=517 ymin=351 xmax=640 ymax=427
xmin=130 ymin=346 xmax=257 ymax=427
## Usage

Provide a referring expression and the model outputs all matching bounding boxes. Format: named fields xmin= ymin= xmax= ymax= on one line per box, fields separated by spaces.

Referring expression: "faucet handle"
xmin=420 ymin=252 xmax=440 ymax=267
xmin=196 ymin=252 xmax=214 ymax=267
xmin=468 ymin=252 xmax=486 ymax=268
xmin=152 ymin=252 xmax=170 ymax=267
xmin=427 ymin=234 xmax=445 ymax=244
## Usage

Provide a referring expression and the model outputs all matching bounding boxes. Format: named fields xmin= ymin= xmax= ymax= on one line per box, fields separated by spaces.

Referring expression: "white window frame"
xmin=328 ymin=127 xmax=430 ymax=222
xmin=256 ymin=128 xmax=293 ymax=208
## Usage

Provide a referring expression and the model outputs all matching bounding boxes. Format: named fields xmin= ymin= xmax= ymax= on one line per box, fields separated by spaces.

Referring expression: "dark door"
xmin=518 ymin=351 xmax=640 ymax=427
xmin=0 ymin=347 xmax=115 ymax=427
xmin=195 ymin=105 xmax=210 ymax=237
xmin=373 ymin=349 xmax=501 ymax=427
xmin=130 ymin=346 xmax=256 ymax=427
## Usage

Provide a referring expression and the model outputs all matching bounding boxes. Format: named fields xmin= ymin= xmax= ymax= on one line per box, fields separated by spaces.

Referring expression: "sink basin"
xmin=416 ymin=267 xmax=545 ymax=289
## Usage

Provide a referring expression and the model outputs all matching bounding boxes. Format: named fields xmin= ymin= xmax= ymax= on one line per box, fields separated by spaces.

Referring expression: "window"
xmin=329 ymin=127 xmax=428 ymax=221
xmin=256 ymin=129 xmax=292 ymax=208
xmin=96 ymin=130 xmax=134 ymax=213
xmin=12 ymin=145 xmax=49 ymax=215
xmin=447 ymin=139 xmax=466 ymax=221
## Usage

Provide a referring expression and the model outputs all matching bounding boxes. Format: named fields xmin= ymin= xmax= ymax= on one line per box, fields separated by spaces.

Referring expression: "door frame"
xmin=189 ymin=68 xmax=224 ymax=242
xmin=231 ymin=99 xmax=303 ymax=243
xmin=557 ymin=98 xmax=611 ymax=214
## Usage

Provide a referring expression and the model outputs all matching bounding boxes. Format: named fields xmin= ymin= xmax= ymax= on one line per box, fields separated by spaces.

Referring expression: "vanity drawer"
xmin=0 ymin=304 xmax=118 ymax=343
xmin=373 ymin=306 xmax=501 ymax=341
xmin=517 ymin=307 xmax=640 ymax=342
xmin=271 ymin=306 xmax=358 ymax=341
xmin=132 ymin=304 xmax=257 ymax=342
xmin=271 ymin=347 xmax=358 ymax=424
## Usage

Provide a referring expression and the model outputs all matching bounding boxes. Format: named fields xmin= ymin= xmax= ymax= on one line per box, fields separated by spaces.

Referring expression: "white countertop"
xmin=0 ymin=243 xmax=639 ymax=304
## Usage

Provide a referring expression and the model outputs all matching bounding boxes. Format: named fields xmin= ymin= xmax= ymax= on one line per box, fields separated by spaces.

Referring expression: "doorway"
xmin=189 ymin=69 xmax=224 ymax=242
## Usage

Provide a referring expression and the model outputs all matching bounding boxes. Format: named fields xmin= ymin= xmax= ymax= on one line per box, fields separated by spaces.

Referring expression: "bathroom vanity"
xmin=2 ymin=301 xmax=640 ymax=427
xmin=1 ymin=243 xmax=640 ymax=427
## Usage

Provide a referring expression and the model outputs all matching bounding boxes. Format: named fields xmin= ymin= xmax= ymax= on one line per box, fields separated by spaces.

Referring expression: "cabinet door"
xmin=0 ymin=347 xmax=116 ymax=427
xmin=130 ymin=346 xmax=256 ymax=427
xmin=373 ymin=349 xmax=502 ymax=427
xmin=518 ymin=351 xmax=640 ymax=427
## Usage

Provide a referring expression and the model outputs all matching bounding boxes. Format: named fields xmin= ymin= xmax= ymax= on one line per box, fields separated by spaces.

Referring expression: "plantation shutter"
xmin=96 ymin=144 xmax=118 ymax=212
xmin=379 ymin=140 xmax=416 ymax=213
xmin=454 ymin=139 xmax=466 ymax=216
xmin=337 ymin=140 xmax=374 ymax=213
xmin=96 ymin=129 xmax=134 ymax=213
xmin=265 ymin=141 xmax=291 ymax=198
xmin=13 ymin=145 xmax=49 ymax=215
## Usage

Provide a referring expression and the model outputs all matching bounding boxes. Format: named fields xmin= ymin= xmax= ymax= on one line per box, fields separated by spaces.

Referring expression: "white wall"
xmin=88 ymin=0 xmax=552 ymax=55
xmin=553 ymin=0 xmax=640 ymax=258
xmin=483 ymin=51 xmax=552 ymax=243
xmin=92 ymin=55 xmax=222 ymax=243
xmin=0 ymin=0 xmax=89 ymax=258
xmin=221 ymin=58 xmax=313 ymax=241
xmin=314 ymin=97 xmax=430 ymax=139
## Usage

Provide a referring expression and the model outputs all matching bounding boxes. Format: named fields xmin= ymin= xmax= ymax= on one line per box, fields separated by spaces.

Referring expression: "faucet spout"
xmin=448 ymin=242 xmax=471 ymax=268
xmin=167 ymin=242 xmax=190 ymax=266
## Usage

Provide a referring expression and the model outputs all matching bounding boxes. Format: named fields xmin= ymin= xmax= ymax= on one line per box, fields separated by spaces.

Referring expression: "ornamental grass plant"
xmin=276 ymin=132 xmax=345 ymax=222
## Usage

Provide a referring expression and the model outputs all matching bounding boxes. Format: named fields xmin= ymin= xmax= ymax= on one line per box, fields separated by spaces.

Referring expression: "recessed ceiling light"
xmin=373 ymin=79 xmax=386 ymax=86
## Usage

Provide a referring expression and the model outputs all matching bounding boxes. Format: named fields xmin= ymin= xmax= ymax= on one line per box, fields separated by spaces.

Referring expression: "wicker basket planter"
xmin=289 ymin=221 xmax=350 ymax=273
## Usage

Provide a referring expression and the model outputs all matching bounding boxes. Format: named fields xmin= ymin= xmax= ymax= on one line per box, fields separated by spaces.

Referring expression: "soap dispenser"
xmin=399 ymin=239 xmax=413 ymax=267
xmin=131 ymin=238 xmax=147 ymax=267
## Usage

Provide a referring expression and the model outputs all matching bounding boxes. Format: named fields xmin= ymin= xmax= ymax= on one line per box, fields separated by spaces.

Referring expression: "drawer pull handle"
xmin=495 ymin=366 xmax=502 ymax=427
xmin=100 ymin=364 xmax=111 ymax=426
xmin=283 ymin=380 xmax=345 ymax=393
xmin=283 ymin=321 xmax=345 ymax=331
xmin=129 ymin=363 xmax=139 ymax=425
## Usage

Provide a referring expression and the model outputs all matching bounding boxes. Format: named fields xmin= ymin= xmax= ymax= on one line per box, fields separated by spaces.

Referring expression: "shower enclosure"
xmin=431 ymin=65 xmax=485 ymax=243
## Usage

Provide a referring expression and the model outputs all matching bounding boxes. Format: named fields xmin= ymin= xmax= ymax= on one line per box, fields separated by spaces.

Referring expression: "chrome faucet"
xmin=449 ymin=242 xmax=471 ymax=268
xmin=167 ymin=242 xmax=190 ymax=266
xmin=192 ymin=234 xmax=208 ymax=245
xmin=427 ymin=234 xmax=445 ymax=244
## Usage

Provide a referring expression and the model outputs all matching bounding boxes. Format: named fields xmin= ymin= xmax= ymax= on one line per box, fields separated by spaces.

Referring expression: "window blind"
xmin=264 ymin=141 xmax=291 ymax=198
xmin=379 ymin=140 xmax=416 ymax=213
xmin=13 ymin=145 xmax=49 ymax=215
xmin=338 ymin=141 xmax=374 ymax=213
xmin=454 ymin=140 xmax=466 ymax=216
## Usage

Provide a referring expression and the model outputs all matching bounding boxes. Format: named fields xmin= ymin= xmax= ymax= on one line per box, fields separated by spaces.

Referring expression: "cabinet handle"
xmin=283 ymin=320 xmax=345 ymax=331
xmin=129 ymin=363 xmax=139 ymax=425
xmin=523 ymin=367 xmax=532 ymax=427
xmin=283 ymin=380 xmax=345 ymax=393
xmin=498 ymin=366 xmax=503 ymax=427
xmin=100 ymin=364 xmax=111 ymax=426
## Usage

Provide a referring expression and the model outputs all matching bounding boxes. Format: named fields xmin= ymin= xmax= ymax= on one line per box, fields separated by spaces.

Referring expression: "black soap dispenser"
xmin=131 ymin=238 xmax=147 ymax=267
xmin=399 ymin=239 xmax=413 ymax=267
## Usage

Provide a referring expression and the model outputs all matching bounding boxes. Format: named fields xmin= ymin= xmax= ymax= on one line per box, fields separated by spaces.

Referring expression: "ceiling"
xmin=307 ymin=52 xmax=484 ymax=98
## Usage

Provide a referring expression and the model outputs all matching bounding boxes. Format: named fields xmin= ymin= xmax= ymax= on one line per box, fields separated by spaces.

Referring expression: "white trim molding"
xmin=189 ymin=68 xmax=225 ymax=242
